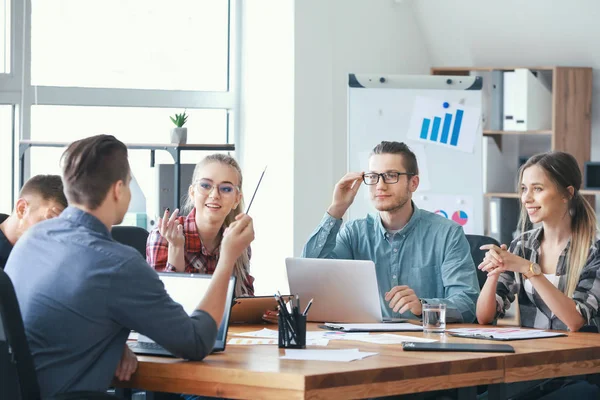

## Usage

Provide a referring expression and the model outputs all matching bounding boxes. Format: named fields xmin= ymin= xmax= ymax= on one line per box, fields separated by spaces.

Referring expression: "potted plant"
xmin=170 ymin=110 xmax=188 ymax=144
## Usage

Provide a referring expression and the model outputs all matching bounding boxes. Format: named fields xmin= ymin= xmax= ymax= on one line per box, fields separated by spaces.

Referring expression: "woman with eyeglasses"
xmin=476 ymin=151 xmax=600 ymax=399
xmin=146 ymin=154 xmax=254 ymax=297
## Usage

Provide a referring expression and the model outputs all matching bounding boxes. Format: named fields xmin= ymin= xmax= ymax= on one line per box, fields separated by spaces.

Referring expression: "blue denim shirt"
xmin=303 ymin=205 xmax=479 ymax=323
xmin=5 ymin=207 xmax=217 ymax=397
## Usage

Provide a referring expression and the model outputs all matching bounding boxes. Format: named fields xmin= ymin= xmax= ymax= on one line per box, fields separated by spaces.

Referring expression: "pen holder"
xmin=278 ymin=312 xmax=306 ymax=349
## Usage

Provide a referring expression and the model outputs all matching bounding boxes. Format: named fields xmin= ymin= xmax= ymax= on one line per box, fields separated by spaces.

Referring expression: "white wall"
xmin=240 ymin=0 xmax=294 ymax=294
xmin=412 ymin=0 xmax=600 ymax=168
xmin=293 ymin=0 xmax=432 ymax=256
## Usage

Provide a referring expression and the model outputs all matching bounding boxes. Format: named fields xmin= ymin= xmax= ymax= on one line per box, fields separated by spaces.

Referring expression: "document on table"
xmin=228 ymin=337 xmax=330 ymax=346
xmin=280 ymin=348 xmax=378 ymax=362
xmin=334 ymin=333 xmax=436 ymax=345
xmin=321 ymin=323 xmax=423 ymax=332
xmin=233 ymin=328 xmax=330 ymax=340
xmin=447 ymin=327 xmax=567 ymax=341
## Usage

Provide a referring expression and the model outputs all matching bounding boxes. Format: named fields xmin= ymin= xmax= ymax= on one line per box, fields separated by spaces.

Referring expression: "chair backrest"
xmin=111 ymin=226 xmax=150 ymax=258
xmin=0 ymin=269 xmax=41 ymax=400
xmin=465 ymin=234 xmax=501 ymax=289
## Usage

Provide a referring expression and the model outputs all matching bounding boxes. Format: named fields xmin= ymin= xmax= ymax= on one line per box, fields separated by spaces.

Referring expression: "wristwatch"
xmin=524 ymin=262 xmax=541 ymax=279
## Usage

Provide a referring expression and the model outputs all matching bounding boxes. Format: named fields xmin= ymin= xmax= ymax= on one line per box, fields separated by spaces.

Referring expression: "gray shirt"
xmin=5 ymin=207 xmax=217 ymax=397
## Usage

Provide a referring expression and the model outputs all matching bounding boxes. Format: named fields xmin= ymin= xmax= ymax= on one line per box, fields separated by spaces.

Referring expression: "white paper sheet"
xmin=335 ymin=333 xmax=436 ymax=345
xmin=280 ymin=348 xmax=378 ymax=362
xmin=413 ymin=193 xmax=475 ymax=234
xmin=233 ymin=328 xmax=328 ymax=340
xmin=227 ymin=337 xmax=330 ymax=346
xmin=407 ymin=96 xmax=480 ymax=154
xmin=323 ymin=323 xmax=423 ymax=332
xmin=448 ymin=327 xmax=566 ymax=340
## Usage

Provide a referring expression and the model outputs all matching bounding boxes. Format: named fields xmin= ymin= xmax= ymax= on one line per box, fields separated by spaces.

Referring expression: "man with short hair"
xmin=0 ymin=174 xmax=68 ymax=269
xmin=303 ymin=141 xmax=479 ymax=323
xmin=5 ymin=134 xmax=255 ymax=397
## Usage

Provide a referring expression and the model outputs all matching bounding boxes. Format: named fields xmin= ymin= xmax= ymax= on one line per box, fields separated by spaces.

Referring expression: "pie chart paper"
xmin=414 ymin=194 xmax=474 ymax=234
xmin=452 ymin=211 xmax=469 ymax=226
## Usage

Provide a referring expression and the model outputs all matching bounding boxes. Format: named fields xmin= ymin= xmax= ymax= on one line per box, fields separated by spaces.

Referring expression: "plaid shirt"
xmin=146 ymin=208 xmax=254 ymax=296
xmin=496 ymin=227 xmax=600 ymax=330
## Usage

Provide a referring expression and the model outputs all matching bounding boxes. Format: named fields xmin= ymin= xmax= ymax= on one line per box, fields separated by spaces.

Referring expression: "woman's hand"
xmin=158 ymin=208 xmax=185 ymax=248
xmin=478 ymin=244 xmax=530 ymax=277
xmin=221 ymin=214 xmax=255 ymax=262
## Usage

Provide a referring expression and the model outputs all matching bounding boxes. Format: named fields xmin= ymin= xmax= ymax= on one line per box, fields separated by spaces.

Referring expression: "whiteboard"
xmin=347 ymin=74 xmax=484 ymax=234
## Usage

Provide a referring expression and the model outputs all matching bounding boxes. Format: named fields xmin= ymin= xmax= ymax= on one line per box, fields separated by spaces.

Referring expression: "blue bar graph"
xmin=418 ymin=108 xmax=464 ymax=147
xmin=450 ymin=109 xmax=464 ymax=146
xmin=430 ymin=117 xmax=441 ymax=142
xmin=420 ymin=118 xmax=431 ymax=139
xmin=440 ymin=113 xmax=452 ymax=144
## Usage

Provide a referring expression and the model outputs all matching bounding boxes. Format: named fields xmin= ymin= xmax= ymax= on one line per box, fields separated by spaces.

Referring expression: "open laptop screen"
xmin=158 ymin=273 xmax=236 ymax=352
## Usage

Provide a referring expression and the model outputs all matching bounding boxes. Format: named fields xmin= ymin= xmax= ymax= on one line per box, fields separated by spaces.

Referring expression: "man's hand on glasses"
xmin=327 ymin=172 xmax=364 ymax=219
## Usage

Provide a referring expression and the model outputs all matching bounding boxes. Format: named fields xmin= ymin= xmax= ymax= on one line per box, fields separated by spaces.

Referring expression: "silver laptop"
xmin=286 ymin=257 xmax=403 ymax=323
xmin=128 ymin=273 xmax=236 ymax=357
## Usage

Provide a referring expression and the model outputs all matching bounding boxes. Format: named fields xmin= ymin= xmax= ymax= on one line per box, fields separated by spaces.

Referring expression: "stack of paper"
xmin=447 ymin=327 xmax=566 ymax=340
xmin=280 ymin=348 xmax=378 ymax=362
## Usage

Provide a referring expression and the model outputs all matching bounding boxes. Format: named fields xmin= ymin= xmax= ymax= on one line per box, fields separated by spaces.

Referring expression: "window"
xmin=30 ymin=106 xmax=228 ymax=145
xmin=0 ymin=105 xmax=13 ymax=212
xmin=3 ymin=0 xmax=240 ymax=259
xmin=31 ymin=0 xmax=229 ymax=90
xmin=29 ymin=105 xmax=230 ymax=227
xmin=0 ymin=0 xmax=10 ymax=73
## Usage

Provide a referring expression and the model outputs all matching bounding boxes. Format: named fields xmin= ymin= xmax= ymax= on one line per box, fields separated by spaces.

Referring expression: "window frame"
xmin=1 ymin=0 xmax=242 ymax=208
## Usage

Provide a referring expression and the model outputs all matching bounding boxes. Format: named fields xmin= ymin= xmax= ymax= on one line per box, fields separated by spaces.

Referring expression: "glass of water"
xmin=422 ymin=303 xmax=446 ymax=333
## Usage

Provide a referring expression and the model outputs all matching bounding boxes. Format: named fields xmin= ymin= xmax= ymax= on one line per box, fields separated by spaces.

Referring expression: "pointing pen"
xmin=302 ymin=298 xmax=313 ymax=316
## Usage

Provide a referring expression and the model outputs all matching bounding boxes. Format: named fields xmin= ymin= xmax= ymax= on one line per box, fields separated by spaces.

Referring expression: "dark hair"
xmin=370 ymin=141 xmax=419 ymax=175
xmin=518 ymin=151 xmax=597 ymax=297
xmin=19 ymin=174 xmax=68 ymax=209
xmin=61 ymin=135 xmax=130 ymax=210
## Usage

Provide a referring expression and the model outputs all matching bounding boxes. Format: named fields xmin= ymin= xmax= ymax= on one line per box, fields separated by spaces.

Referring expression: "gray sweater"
xmin=5 ymin=207 xmax=217 ymax=397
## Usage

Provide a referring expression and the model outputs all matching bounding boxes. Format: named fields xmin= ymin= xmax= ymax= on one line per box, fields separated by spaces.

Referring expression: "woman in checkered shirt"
xmin=475 ymin=151 xmax=599 ymax=399
xmin=146 ymin=154 xmax=254 ymax=297
xmin=476 ymin=151 xmax=599 ymax=331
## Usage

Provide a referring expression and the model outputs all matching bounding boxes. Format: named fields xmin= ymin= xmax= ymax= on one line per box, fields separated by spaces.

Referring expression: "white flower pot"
xmin=170 ymin=127 xmax=188 ymax=144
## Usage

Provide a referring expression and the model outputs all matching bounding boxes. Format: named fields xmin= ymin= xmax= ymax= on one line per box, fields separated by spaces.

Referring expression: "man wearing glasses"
xmin=303 ymin=141 xmax=479 ymax=323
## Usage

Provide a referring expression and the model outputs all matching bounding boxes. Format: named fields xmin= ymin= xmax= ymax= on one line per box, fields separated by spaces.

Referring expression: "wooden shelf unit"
xmin=432 ymin=66 xmax=594 ymax=235
xmin=484 ymin=192 xmax=521 ymax=199
xmin=431 ymin=66 xmax=593 ymax=173
xmin=483 ymin=129 xmax=552 ymax=136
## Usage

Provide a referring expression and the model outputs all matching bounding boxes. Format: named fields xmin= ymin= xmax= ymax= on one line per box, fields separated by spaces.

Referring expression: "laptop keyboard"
xmin=129 ymin=341 xmax=165 ymax=351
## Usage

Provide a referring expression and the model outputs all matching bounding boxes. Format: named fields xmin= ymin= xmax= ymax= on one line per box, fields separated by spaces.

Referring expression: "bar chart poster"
xmin=407 ymin=96 xmax=481 ymax=153
xmin=414 ymin=194 xmax=474 ymax=234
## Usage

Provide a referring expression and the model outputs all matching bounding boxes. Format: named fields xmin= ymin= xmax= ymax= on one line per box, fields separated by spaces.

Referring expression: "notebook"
xmin=447 ymin=327 xmax=566 ymax=341
xmin=402 ymin=342 xmax=515 ymax=353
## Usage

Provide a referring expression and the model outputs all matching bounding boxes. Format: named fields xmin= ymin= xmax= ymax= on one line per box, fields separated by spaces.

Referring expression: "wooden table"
xmin=115 ymin=324 xmax=600 ymax=399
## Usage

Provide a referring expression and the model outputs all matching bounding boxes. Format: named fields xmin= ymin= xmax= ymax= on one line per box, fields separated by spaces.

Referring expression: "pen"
xmin=245 ymin=166 xmax=267 ymax=215
xmin=275 ymin=294 xmax=297 ymax=344
xmin=302 ymin=298 xmax=313 ymax=316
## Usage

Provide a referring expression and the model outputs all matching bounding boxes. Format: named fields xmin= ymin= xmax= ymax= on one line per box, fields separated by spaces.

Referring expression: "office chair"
xmin=465 ymin=234 xmax=501 ymax=289
xmin=111 ymin=226 xmax=150 ymax=258
xmin=0 ymin=269 xmax=116 ymax=400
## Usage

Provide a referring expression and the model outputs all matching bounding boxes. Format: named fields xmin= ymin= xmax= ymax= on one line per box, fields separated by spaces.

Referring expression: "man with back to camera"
xmin=5 ymin=134 xmax=255 ymax=397
xmin=303 ymin=141 xmax=479 ymax=322
xmin=0 ymin=174 xmax=68 ymax=269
